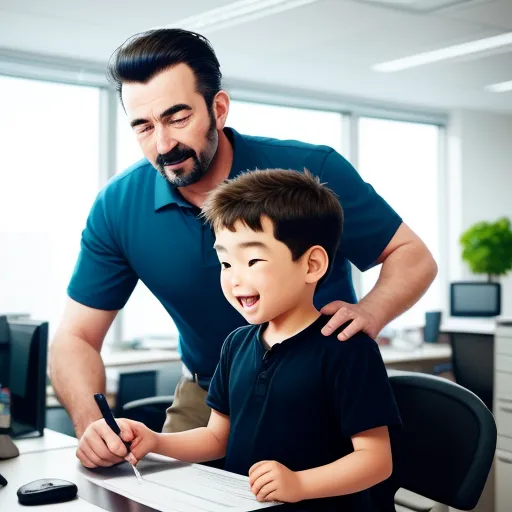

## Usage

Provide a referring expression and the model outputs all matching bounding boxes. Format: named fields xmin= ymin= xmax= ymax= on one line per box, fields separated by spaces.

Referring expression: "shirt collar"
xmin=154 ymin=127 xmax=257 ymax=212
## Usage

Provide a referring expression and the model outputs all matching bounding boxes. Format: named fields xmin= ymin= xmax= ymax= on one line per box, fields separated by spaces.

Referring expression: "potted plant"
xmin=460 ymin=217 xmax=512 ymax=281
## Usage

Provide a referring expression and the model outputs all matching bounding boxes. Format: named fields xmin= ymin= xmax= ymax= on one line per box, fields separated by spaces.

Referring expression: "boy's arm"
xmin=120 ymin=410 xmax=230 ymax=465
xmin=154 ymin=410 xmax=230 ymax=463
xmin=249 ymin=426 xmax=392 ymax=502
xmin=298 ymin=426 xmax=392 ymax=499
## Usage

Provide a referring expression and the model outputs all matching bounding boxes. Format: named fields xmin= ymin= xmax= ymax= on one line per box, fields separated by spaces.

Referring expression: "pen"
xmin=93 ymin=393 xmax=143 ymax=483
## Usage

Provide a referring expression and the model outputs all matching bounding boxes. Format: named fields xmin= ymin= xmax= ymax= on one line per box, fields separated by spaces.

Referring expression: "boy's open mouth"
xmin=237 ymin=295 xmax=260 ymax=308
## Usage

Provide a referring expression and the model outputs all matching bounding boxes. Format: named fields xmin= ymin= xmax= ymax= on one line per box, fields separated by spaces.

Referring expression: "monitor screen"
xmin=0 ymin=316 xmax=48 ymax=437
xmin=450 ymin=282 xmax=501 ymax=317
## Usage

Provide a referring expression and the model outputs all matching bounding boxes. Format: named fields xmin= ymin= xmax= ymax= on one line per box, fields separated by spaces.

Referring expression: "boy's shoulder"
xmin=223 ymin=324 xmax=259 ymax=350
xmin=313 ymin=324 xmax=380 ymax=355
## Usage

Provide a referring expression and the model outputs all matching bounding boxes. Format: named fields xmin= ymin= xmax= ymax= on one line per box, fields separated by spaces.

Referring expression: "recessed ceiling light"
xmin=373 ymin=31 xmax=512 ymax=72
xmin=484 ymin=80 xmax=512 ymax=93
xmin=165 ymin=0 xmax=321 ymax=33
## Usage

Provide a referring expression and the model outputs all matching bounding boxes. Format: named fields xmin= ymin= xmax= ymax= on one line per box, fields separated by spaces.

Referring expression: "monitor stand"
xmin=10 ymin=419 xmax=42 ymax=439
xmin=0 ymin=434 xmax=19 ymax=459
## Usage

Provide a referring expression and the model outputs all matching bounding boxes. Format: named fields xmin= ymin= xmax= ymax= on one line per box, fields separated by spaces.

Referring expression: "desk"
xmin=0 ymin=430 xmax=163 ymax=511
xmin=380 ymin=342 xmax=451 ymax=373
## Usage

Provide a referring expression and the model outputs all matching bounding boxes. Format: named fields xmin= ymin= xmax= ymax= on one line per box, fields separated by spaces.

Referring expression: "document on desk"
xmin=84 ymin=458 xmax=281 ymax=512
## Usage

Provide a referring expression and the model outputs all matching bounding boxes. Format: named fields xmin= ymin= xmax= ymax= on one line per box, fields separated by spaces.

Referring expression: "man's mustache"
xmin=156 ymin=146 xmax=196 ymax=168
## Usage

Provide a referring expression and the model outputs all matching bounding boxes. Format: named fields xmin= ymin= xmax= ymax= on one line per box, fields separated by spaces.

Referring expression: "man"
xmin=49 ymin=28 xmax=437 ymax=469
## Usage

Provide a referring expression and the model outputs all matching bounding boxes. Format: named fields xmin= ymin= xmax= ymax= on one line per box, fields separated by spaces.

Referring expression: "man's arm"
xmin=322 ymin=222 xmax=438 ymax=340
xmin=48 ymin=298 xmax=117 ymax=439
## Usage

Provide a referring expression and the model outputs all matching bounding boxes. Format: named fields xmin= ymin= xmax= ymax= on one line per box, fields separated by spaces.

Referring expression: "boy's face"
xmin=214 ymin=216 xmax=309 ymax=325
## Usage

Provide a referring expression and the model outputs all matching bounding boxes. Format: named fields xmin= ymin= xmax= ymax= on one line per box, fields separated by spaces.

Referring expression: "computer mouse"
xmin=17 ymin=478 xmax=77 ymax=505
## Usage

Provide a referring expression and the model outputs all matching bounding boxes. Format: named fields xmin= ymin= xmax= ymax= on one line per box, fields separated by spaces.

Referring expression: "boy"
xmin=79 ymin=169 xmax=401 ymax=510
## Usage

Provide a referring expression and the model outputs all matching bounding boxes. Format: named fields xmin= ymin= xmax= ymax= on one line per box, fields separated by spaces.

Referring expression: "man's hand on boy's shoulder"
xmin=320 ymin=300 xmax=381 ymax=341
xmin=249 ymin=460 xmax=304 ymax=503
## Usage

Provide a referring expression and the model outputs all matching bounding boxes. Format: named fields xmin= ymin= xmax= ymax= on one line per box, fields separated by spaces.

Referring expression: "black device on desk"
xmin=0 ymin=315 xmax=48 ymax=438
xmin=450 ymin=281 xmax=501 ymax=317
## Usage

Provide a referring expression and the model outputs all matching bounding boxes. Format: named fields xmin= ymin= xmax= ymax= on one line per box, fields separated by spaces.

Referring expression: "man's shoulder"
xmin=104 ymin=158 xmax=154 ymax=192
xmin=93 ymin=158 xmax=154 ymax=211
xmin=236 ymin=130 xmax=335 ymax=174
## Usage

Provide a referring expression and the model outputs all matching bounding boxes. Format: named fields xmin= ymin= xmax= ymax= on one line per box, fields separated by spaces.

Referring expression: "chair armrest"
xmin=394 ymin=488 xmax=438 ymax=512
xmin=123 ymin=395 xmax=174 ymax=411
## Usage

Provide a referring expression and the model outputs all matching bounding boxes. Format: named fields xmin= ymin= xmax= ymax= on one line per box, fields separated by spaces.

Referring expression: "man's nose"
xmin=155 ymin=125 xmax=178 ymax=156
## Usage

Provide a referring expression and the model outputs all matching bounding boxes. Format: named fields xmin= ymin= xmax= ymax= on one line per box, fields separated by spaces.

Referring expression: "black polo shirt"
xmin=206 ymin=315 xmax=402 ymax=511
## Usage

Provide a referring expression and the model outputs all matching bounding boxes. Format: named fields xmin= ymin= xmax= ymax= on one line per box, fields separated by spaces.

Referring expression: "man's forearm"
xmin=155 ymin=428 xmax=226 ymax=463
xmin=297 ymin=449 xmax=392 ymax=500
xmin=49 ymin=335 xmax=106 ymax=438
xmin=360 ymin=240 xmax=438 ymax=330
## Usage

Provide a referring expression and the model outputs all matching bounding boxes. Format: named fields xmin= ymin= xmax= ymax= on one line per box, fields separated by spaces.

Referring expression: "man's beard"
xmin=156 ymin=115 xmax=218 ymax=188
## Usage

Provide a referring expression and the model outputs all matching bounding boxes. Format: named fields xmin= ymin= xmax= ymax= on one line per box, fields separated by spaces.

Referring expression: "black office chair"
xmin=448 ymin=332 xmax=494 ymax=411
xmin=388 ymin=370 xmax=496 ymax=511
xmin=118 ymin=369 xmax=180 ymax=432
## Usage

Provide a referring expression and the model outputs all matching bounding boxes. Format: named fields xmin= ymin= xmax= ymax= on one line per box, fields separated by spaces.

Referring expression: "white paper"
xmin=84 ymin=457 xmax=280 ymax=512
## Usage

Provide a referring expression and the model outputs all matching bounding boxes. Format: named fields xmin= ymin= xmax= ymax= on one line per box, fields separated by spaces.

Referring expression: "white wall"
xmin=447 ymin=110 xmax=512 ymax=316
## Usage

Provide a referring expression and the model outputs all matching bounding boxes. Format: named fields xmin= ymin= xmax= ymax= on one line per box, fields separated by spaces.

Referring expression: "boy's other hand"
xmin=116 ymin=418 xmax=159 ymax=465
xmin=320 ymin=300 xmax=380 ymax=340
xmin=249 ymin=460 xmax=304 ymax=503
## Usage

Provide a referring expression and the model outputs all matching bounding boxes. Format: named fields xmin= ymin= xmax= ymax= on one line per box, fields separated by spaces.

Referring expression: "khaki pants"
xmin=162 ymin=377 xmax=212 ymax=433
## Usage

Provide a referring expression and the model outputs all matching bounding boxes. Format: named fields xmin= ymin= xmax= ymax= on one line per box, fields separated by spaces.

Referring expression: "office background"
xmin=0 ymin=0 xmax=511 ymax=346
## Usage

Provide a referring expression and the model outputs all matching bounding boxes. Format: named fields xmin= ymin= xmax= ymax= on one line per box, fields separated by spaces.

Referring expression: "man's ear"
xmin=212 ymin=90 xmax=230 ymax=130
xmin=304 ymin=246 xmax=329 ymax=285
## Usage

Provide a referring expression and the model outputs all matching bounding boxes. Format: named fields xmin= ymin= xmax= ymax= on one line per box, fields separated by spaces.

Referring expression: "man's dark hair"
xmin=202 ymin=169 xmax=344 ymax=283
xmin=106 ymin=28 xmax=222 ymax=109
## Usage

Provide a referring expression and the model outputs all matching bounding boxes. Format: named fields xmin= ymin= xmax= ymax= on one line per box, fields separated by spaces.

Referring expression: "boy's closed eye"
xmin=220 ymin=259 xmax=265 ymax=269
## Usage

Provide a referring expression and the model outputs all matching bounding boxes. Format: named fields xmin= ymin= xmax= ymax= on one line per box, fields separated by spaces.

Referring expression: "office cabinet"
xmin=495 ymin=320 xmax=512 ymax=512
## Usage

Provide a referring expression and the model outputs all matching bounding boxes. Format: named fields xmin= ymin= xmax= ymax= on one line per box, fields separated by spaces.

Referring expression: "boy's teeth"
xmin=241 ymin=296 xmax=258 ymax=307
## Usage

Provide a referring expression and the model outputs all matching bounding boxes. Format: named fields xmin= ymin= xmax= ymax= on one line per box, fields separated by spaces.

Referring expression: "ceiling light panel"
xmin=167 ymin=0 xmax=322 ymax=33
xmin=373 ymin=31 xmax=512 ymax=72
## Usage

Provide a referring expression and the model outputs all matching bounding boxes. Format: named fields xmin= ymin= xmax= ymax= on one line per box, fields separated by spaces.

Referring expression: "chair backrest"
xmin=388 ymin=370 xmax=496 ymax=510
xmin=449 ymin=332 xmax=494 ymax=410
xmin=115 ymin=371 xmax=157 ymax=417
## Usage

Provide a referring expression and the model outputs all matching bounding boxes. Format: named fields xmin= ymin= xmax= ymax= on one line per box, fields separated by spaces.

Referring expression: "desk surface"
xmin=0 ymin=432 xmax=160 ymax=511
xmin=380 ymin=342 xmax=451 ymax=364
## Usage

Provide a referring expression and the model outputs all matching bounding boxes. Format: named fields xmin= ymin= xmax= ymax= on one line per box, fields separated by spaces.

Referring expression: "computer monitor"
xmin=0 ymin=316 xmax=48 ymax=438
xmin=450 ymin=281 xmax=501 ymax=317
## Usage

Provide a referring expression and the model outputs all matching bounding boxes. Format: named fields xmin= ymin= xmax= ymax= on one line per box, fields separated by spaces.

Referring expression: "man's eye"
xmin=221 ymin=262 xmax=231 ymax=269
xmin=248 ymin=259 xmax=262 ymax=267
xmin=170 ymin=115 xmax=191 ymax=125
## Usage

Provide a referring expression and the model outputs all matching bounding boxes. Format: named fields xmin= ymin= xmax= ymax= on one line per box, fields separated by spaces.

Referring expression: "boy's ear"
xmin=304 ymin=246 xmax=329 ymax=284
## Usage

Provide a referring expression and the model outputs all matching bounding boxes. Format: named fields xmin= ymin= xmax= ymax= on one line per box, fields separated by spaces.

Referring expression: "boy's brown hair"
xmin=202 ymin=169 xmax=343 ymax=281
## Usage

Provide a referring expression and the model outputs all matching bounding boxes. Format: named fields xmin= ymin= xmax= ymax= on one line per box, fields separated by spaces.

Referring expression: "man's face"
xmin=214 ymin=216 xmax=309 ymax=325
xmin=122 ymin=64 xmax=218 ymax=187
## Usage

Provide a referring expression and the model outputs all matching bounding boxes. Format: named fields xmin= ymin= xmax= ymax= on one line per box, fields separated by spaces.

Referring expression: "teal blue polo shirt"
xmin=68 ymin=128 xmax=402 ymax=379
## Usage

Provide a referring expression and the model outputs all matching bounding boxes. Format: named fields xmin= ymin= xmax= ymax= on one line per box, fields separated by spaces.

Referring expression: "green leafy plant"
xmin=460 ymin=217 xmax=512 ymax=281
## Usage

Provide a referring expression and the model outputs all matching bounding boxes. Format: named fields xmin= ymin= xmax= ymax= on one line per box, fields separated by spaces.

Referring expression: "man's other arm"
xmin=49 ymin=298 xmax=117 ymax=440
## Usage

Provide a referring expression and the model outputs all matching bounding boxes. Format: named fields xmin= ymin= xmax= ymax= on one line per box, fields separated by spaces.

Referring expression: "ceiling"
xmin=0 ymin=0 xmax=511 ymax=113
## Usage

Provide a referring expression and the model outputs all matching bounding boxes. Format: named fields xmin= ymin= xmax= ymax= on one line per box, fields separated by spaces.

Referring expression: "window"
xmin=0 ymin=75 xmax=101 ymax=339
xmin=228 ymin=100 xmax=344 ymax=152
xmin=356 ymin=117 xmax=441 ymax=328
